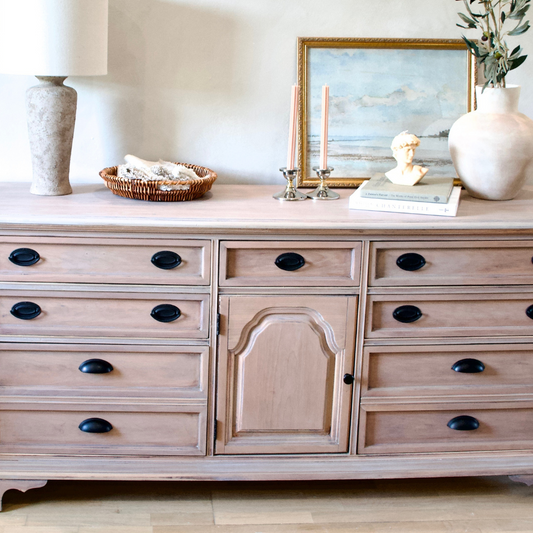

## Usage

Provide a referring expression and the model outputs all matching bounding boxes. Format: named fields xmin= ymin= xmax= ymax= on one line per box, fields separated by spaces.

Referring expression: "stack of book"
xmin=349 ymin=174 xmax=462 ymax=217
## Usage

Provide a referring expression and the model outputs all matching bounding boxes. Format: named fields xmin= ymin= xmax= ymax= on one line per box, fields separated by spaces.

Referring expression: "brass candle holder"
xmin=307 ymin=167 xmax=340 ymax=200
xmin=273 ymin=167 xmax=307 ymax=201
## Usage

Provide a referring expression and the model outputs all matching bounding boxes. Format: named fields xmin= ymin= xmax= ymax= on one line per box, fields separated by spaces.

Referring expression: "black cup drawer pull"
xmin=452 ymin=358 xmax=485 ymax=374
xmin=78 ymin=418 xmax=113 ymax=433
xmin=151 ymin=251 xmax=182 ymax=270
xmin=392 ymin=305 xmax=422 ymax=324
xmin=10 ymin=301 xmax=41 ymax=320
xmin=275 ymin=252 xmax=305 ymax=272
xmin=447 ymin=415 xmax=480 ymax=431
xmin=8 ymin=247 xmax=40 ymax=267
xmin=79 ymin=359 xmax=114 ymax=374
xmin=396 ymin=253 xmax=426 ymax=272
xmin=527 ymin=305 xmax=533 ymax=320
xmin=151 ymin=304 xmax=181 ymax=323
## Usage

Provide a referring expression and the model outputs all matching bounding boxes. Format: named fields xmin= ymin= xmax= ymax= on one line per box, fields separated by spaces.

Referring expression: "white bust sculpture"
xmin=385 ymin=131 xmax=429 ymax=186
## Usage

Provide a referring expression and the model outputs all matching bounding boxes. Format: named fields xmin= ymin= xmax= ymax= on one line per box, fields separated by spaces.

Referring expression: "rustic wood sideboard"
xmin=1 ymin=182 xmax=533 ymax=507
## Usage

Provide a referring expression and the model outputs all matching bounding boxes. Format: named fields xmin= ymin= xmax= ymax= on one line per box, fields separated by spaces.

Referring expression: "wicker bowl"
xmin=99 ymin=162 xmax=217 ymax=202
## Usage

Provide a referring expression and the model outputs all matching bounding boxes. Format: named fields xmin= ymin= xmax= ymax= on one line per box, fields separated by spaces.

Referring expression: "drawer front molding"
xmin=219 ymin=241 xmax=362 ymax=287
xmin=370 ymin=241 xmax=533 ymax=287
xmin=0 ymin=237 xmax=211 ymax=285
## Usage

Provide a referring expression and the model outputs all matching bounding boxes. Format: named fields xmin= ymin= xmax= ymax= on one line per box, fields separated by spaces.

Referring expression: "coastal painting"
xmin=297 ymin=39 xmax=476 ymax=187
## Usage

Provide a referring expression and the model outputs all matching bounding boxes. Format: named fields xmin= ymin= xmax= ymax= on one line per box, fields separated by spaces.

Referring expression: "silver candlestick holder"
xmin=273 ymin=167 xmax=307 ymax=201
xmin=307 ymin=167 xmax=340 ymax=200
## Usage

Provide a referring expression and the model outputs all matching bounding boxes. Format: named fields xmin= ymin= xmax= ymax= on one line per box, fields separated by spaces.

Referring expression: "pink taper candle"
xmin=287 ymin=85 xmax=299 ymax=170
xmin=320 ymin=85 xmax=329 ymax=170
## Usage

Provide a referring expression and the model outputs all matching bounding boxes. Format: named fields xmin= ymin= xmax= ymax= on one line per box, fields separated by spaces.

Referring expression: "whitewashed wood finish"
xmin=0 ymin=479 xmax=47 ymax=511
xmin=359 ymin=403 xmax=533 ymax=454
xmin=0 ymin=405 xmax=207 ymax=455
xmin=219 ymin=241 xmax=361 ymax=287
xmin=361 ymin=344 xmax=533 ymax=400
xmin=0 ymin=237 xmax=211 ymax=285
xmin=0 ymin=344 xmax=208 ymax=398
xmin=366 ymin=292 xmax=533 ymax=339
xmin=509 ymin=475 xmax=533 ymax=486
xmin=216 ymin=295 xmax=357 ymax=454
xmin=0 ymin=289 xmax=209 ymax=340
xmin=370 ymin=241 xmax=533 ymax=286
xmin=0 ymin=183 xmax=533 ymax=233
xmin=1 ymin=182 xmax=533 ymax=504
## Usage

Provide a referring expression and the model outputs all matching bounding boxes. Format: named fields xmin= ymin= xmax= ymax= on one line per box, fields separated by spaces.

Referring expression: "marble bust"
xmin=385 ymin=131 xmax=428 ymax=186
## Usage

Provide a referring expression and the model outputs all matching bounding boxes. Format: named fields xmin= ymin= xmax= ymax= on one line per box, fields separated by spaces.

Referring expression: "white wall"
xmin=1 ymin=0 xmax=532 ymax=185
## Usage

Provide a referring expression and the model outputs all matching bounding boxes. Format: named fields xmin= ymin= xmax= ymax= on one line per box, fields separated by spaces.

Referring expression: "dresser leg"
xmin=0 ymin=479 xmax=48 ymax=511
xmin=509 ymin=475 xmax=533 ymax=486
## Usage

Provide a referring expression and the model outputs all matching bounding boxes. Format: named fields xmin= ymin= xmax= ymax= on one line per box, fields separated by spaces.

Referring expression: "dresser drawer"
xmin=366 ymin=292 xmax=533 ymax=338
xmin=361 ymin=344 xmax=533 ymax=400
xmin=0 ymin=237 xmax=211 ymax=285
xmin=359 ymin=404 xmax=533 ymax=454
xmin=0 ymin=405 xmax=206 ymax=455
xmin=0 ymin=344 xmax=208 ymax=398
xmin=370 ymin=241 xmax=533 ymax=287
xmin=219 ymin=241 xmax=361 ymax=287
xmin=0 ymin=289 xmax=209 ymax=340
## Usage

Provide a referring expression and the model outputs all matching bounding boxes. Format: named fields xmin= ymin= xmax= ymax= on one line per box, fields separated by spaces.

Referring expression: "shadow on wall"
xmin=102 ymin=0 xmax=237 ymax=163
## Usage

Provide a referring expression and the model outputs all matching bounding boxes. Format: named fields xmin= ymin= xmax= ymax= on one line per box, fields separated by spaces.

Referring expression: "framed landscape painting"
xmin=297 ymin=38 xmax=477 ymax=187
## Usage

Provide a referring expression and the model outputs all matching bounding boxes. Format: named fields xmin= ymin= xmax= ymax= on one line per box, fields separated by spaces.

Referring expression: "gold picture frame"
xmin=297 ymin=38 xmax=477 ymax=188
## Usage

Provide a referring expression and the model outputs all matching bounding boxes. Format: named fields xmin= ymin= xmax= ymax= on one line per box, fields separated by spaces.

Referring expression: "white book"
xmin=349 ymin=181 xmax=462 ymax=217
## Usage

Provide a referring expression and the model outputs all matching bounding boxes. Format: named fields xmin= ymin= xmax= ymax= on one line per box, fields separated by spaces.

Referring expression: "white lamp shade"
xmin=0 ymin=0 xmax=108 ymax=76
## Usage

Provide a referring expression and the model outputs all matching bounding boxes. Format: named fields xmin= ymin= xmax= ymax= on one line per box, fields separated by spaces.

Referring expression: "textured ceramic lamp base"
xmin=26 ymin=76 xmax=76 ymax=196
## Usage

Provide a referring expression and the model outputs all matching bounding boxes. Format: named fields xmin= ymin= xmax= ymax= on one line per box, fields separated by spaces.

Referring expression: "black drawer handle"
xmin=396 ymin=252 xmax=426 ymax=272
xmin=452 ymin=358 xmax=485 ymax=374
xmin=447 ymin=415 xmax=479 ymax=431
xmin=392 ymin=305 xmax=422 ymax=324
xmin=527 ymin=305 xmax=533 ymax=320
xmin=275 ymin=252 xmax=305 ymax=272
xmin=151 ymin=304 xmax=181 ymax=323
xmin=151 ymin=250 xmax=182 ymax=270
xmin=343 ymin=374 xmax=355 ymax=385
xmin=79 ymin=359 xmax=114 ymax=374
xmin=78 ymin=418 xmax=113 ymax=433
xmin=8 ymin=247 xmax=40 ymax=267
xmin=10 ymin=301 xmax=41 ymax=320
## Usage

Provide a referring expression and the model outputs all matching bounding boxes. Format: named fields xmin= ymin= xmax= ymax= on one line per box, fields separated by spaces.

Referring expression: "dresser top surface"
xmin=1 ymin=182 xmax=532 ymax=234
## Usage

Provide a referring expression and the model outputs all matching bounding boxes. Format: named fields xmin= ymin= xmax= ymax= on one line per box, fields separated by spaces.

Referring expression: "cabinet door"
xmin=216 ymin=295 xmax=357 ymax=454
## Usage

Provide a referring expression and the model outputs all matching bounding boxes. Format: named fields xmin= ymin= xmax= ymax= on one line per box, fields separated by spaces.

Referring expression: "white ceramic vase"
xmin=448 ymin=85 xmax=533 ymax=201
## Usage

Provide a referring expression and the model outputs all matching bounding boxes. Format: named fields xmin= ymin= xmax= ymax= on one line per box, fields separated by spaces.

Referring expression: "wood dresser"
xmin=0 ymin=181 xmax=533 ymax=507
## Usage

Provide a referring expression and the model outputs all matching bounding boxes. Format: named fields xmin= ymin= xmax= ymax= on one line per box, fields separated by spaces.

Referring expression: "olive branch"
xmin=457 ymin=0 xmax=530 ymax=88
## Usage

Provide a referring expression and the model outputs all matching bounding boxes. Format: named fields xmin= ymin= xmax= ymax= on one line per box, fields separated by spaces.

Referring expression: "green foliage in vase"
xmin=456 ymin=0 xmax=530 ymax=88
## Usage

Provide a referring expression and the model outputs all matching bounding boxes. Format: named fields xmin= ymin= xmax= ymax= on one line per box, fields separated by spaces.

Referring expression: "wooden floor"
xmin=0 ymin=476 xmax=532 ymax=532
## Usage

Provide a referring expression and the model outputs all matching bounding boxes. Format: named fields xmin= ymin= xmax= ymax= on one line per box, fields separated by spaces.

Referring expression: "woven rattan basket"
xmin=99 ymin=162 xmax=217 ymax=202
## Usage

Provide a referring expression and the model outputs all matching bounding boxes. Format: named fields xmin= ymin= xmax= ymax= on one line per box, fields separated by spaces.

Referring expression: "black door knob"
xmin=527 ymin=305 xmax=533 ymax=320
xmin=79 ymin=359 xmax=114 ymax=374
xmin=151 ymin=251 xmax=182 ymax=270
xmin=343 ymin=374 xmax=355 ymax=385
xmin=452 ymin=358 xmax=485 ymax=374
xmin=396 ymin=253 xmax=426 ymax=272
xmin=392 ymin=305 xmax=422 ymax=323
xmin=8 ymin=248 xmax=40 ymax=267
xmin=275 ymin=252 xmax=305 ymax=272
xmin=10 ymin=301 xmax=41 ymax=320
xmin=447 ymin=415 xmax=479 ymax=431
xmin=78 ymin=418 xmax=113 ymax=433
xmin=151 ymin=304 xmax=181 ymax=323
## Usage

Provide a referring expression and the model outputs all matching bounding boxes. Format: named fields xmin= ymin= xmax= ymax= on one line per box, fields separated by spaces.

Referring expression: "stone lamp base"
xmin=26 ymin=76 xmax=76 ymax=196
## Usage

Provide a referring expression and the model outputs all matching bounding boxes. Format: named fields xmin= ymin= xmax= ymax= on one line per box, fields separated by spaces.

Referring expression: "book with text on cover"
xmin=349 ymin=180 xmax=462 ymax=217
xmin=360 ymin=174 xmax=455 ymax=204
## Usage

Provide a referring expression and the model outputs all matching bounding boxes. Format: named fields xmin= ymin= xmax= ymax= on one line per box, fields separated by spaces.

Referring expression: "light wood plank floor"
xmin=0 ymin=476 xmax=532 ymax=532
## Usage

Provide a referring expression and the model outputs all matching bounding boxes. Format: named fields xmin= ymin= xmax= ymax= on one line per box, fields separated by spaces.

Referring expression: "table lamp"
xmin=0 ymin=0 xmax=108 ymax=196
